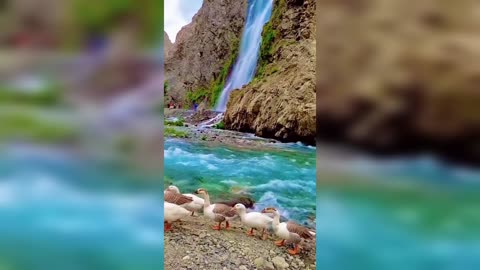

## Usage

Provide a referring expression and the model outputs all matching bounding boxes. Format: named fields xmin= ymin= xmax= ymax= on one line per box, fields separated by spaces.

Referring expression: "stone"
xmin=272 ymin=256 xmax=289 ymax=269
xmin=254 ymin=257 xmax=266 ymax=268
xmin=264 ymin=261 xmax=275 ymax=270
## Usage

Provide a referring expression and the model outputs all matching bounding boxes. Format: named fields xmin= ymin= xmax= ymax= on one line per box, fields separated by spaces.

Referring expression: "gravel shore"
xmin=164 ymin=215 xmax=316 ymax=270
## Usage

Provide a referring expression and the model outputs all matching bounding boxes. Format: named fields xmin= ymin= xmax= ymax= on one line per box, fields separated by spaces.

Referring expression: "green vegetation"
xmin=186 ymin=38 xmax=240 ymax=108
xmin=165 ymin=127 xmax=189 ymax=138
xmin=0 ymin=111 xmax=77 ymax=143
xmin=164 ymin=118 xmax=185 ymax=127
xmin=0 ymin=84 xmax=62 ymax=106
xmin=0 ymin=80 xmax=79 ymax=143
xmin=256 ymin=0 xmax=286 ymax=79
xmin=201 ymin=135 xmax=207 ymax=141
xmin=213 ymin=120 xmax=225 ymax=130
xmin=69 ymin=0 xmax=163 ymax=49
xmin=186 ymin=86 xmax=210 ymax=106
xmin=164 ymin=81 xmax=169 ymax=96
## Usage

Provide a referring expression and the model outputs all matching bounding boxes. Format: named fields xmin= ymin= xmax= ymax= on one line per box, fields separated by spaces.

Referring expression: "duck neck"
xmin=238 ymin=209 xmax=246 ymax=220
xmin=203 ymin=193 xmax=211 ymax=207
xmin=272 ymin=212 xmax=280 ymax=227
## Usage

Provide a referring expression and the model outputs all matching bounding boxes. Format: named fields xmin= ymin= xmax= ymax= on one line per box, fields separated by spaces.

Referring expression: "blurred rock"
xmin=315 ymin=0 xmax=480 ymax=164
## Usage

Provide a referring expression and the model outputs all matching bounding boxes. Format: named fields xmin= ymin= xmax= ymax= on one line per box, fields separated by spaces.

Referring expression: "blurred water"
xmin=0 ymin=146 xmax=163 ymax=270
xmin=164 ymin=139 xmax=316 ymax=227
xmin=317 ymin=149 xmax=480 ymax=270
xmin=215 ymin=0 xmax=273 ymax=112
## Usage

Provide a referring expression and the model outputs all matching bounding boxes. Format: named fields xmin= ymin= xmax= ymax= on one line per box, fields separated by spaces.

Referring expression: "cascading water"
xmin=215 ymin=0 xmax=273 ymax=112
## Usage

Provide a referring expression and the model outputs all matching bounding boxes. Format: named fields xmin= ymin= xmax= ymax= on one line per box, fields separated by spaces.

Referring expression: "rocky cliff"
xmin=224 ymin=0 xmax=316 ymax=145
xmin=164 ymin=0 xmax=247 ymax=108
xmin=164 ymin=32 xmax=173 ymax=58
xmin=315 ymin=0 xmax=480 ymax=163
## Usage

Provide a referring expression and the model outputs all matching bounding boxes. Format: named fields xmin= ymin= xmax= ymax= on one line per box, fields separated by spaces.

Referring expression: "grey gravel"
xmin=164 ymin=215 xmax=316 ymax=270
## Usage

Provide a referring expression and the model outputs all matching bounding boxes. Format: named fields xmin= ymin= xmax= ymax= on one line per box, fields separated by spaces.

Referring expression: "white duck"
xmin=234 ymin=203 xmax=273 ymax=240
xmin=166 ymin=185 xmax=204 ymax=215
xmin=164 ymin=201 xmax=191 ymax=232
xmin=262 ymin=207 xmax=315 ymax=255
xmin=195 ymin=188 xmax=237 ymax=230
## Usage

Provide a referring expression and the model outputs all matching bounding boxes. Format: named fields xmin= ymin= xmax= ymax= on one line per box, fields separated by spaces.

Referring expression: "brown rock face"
xmin=164 ymin=31 xmax=173 ymax=58
xmin=164 ymin=0 xmax=247 ymax=106
xmin=316 ymin=0 xmax=480 ymax=163
xmin=224 ymin=0 xmax=316 ymax=145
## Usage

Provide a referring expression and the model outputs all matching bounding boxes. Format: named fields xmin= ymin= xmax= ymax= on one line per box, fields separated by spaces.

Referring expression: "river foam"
xmin=164 ymin=138 xmax=316 ymax=225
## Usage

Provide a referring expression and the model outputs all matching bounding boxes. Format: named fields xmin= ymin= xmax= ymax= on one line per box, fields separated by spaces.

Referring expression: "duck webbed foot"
xmin=164 ymin=222 xmax=172 ymax=232
xmin=212 ymin=222 xmax=222 ymax=230
xmin=275 ymin=239 xmax=286 ymax=246
xmin=287 ymin=244 xmax=301 ymax=255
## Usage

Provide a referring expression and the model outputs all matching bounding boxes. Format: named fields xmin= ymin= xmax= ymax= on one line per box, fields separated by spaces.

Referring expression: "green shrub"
xmin=186 ymin=87 xmax=209 ymax=106
xmin=213 ymin=120 xmax=225 ymax=130
xmin=165 ymin=127 xmax=189 ymax=138
xmin=164 ymin=81 xmax=169 ymax=96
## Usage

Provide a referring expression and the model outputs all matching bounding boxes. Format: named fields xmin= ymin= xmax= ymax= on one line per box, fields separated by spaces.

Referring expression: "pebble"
xmin=272 ymin=256 xmax=290 ymax=269
xmin=265 ymin=261 xmax=275 ymax=270
xmin=254 ymin=257 xmax=266 ymax=268
xmin=165 ymin=216 xmax=315 ymax=270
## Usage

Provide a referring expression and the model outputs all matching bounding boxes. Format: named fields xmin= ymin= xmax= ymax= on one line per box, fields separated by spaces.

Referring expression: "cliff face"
xmin=164 ymin=0 xmax=247 ymax=107
xmin=315 ymin=0 xmax=480 ymax=163
xmin=224 ymin=0 xmax=316 ymax=145
xmin=164 ymin=32 xmax=173 ymax=58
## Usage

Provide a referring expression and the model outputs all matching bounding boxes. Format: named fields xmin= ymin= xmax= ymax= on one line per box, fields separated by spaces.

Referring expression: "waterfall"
xmin=215 ymin=0 xmax=273 ymax=112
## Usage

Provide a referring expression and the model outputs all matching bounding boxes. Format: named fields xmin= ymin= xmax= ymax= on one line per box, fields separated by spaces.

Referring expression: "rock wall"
xmin=315 ymin=0 xmax=480 ymax=163
xmin=164 ymin=32 xmax=173 ymax=58
xmin=164 ymin=0 xmax=247 ymax=107
xmin=224 ymin=0 xmax=316 ymax=145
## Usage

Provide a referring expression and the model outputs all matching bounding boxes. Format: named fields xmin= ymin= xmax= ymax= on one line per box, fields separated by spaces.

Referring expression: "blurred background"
xmin=316 ymin=0 xmax=480 ymax=269
xmin=0 ymin=0 xmax=164 ymax=269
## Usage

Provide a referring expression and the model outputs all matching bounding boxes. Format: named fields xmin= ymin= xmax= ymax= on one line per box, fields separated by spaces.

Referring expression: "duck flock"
xmin=164 ymin=185 xmax=315 ymax=255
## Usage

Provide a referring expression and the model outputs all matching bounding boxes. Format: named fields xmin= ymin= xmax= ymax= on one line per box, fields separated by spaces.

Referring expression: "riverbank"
xmin=164 ymin=123 xmax=316 ymax=270
xmin=165 ymin=109 xmax=281 ymax=151
xmin=164 ymin=215 xmax=316 ymax=270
